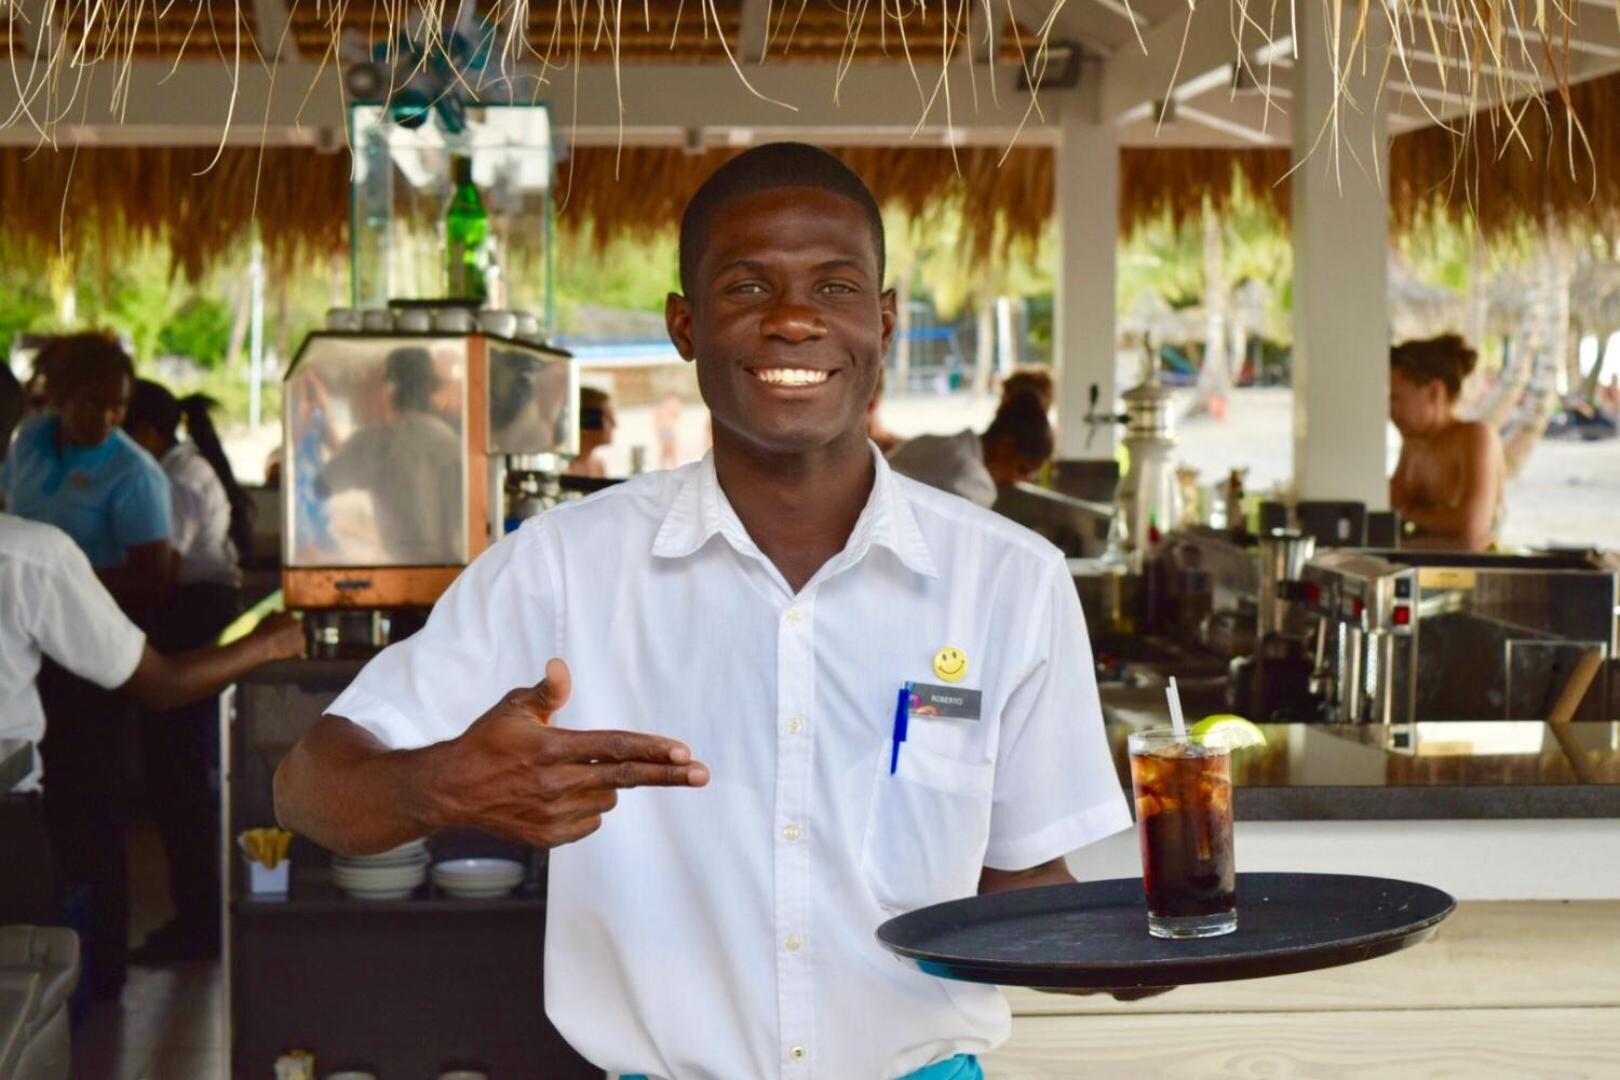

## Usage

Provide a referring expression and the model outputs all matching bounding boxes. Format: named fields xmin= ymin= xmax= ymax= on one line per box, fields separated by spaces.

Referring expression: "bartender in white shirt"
xmin=274 ymin=143 xmax=1134 ymax=1080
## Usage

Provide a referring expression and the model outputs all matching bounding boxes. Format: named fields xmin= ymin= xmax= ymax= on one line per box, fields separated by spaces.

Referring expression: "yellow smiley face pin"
xmin=933 ymin=646 xmax=968 ymax=683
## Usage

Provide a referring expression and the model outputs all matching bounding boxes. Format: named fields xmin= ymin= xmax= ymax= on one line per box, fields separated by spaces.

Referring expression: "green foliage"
xmin=159 ymin=298 xmax=234 ymax=368
xmin=1119 ymin=214 xmax=1204 ymax=313
xmin=552 ymin=227 xmax=680 ymax=329
xmin=68 ymin=244 xmax=185 ymax=363
xmin=0 ymin=274 xmax=53 ymax=358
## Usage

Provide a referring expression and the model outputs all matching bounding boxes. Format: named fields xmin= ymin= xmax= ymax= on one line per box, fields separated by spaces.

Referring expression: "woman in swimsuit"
xmin=1388 ymin=334 xmax=1505 ymax=552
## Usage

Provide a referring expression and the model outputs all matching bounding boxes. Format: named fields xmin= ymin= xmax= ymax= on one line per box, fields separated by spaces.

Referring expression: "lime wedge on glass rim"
xmin=1189 ymin=714 xmax=1267 ymax=749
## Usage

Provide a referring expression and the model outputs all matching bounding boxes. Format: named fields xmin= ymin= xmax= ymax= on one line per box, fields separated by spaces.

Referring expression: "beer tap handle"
xmin=1085 ymin=384 xmax=1100 ymax=449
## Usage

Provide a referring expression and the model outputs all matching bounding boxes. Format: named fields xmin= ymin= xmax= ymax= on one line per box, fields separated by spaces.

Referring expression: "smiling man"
xmin=274 ymin=144 xmax=1131 ymax=1079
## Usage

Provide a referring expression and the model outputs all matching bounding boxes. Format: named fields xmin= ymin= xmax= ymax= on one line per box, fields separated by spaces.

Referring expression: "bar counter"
xmin=1100 ymin=704 xmax=1620 ymax=819
xmin=239 ymin=659 xmax=1620 ymax=904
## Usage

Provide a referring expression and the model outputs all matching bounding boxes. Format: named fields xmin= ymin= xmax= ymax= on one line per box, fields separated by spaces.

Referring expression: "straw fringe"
xmin=3 ymin=67 xmax=1617 ymax=281
xmin=0 ymin=145 xmax=348 ymax=280
xmin=556 ymin=144 xmax=1053 ymax=265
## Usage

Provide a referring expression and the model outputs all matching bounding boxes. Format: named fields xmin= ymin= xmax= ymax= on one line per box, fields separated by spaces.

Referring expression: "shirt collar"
xmin=651 ymin=443 xmax=938 ymax=580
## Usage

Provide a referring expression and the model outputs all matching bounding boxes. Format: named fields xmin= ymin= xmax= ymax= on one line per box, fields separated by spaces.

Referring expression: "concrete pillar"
xmin=1291 ymin=4 xmax=1391 ymax=507
xmin=1054 ymin=91 xmax=1119 ymax=460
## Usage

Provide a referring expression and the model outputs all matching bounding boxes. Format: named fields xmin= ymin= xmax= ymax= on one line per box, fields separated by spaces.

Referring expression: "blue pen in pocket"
xmin=889 ymin=685 xmax=911 ymax=775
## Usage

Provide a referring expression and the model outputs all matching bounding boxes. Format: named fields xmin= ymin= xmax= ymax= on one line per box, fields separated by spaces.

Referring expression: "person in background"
xmin=998 ymin=365 xmax=1056 ymax=415
xmin=652 ymin=392 xmax=684 ymax=470
xmin=1 ymin=333 xmax=174 ymax=609
xmin=888 ymin=389 xmax=1055 ymax=508
xmin=866 ymin=366 xmax=904 ymax=454
xmin=1388 ymin=334 xmax=1505 ymax=552
xmin=123 ymin=381 xmax=254 ymax=963
xmin=566 ymin=386 xmax=617 ymax=479
xmin=0 ymin=510 xmax=304 ymax=956
xmin=319 ymin=347 xmax=462 ymax=564
xmin=0 ymin=332 xmax=175 ymax=998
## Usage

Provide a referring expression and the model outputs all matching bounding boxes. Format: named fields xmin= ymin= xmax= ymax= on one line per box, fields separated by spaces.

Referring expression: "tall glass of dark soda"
xmin=1127 ymin=728 xmax=1237 ymax=938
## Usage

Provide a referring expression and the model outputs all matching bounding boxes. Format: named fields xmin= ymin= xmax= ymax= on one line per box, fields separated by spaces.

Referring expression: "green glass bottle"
xmin=444 ymin=154 xmax=489 ymax=302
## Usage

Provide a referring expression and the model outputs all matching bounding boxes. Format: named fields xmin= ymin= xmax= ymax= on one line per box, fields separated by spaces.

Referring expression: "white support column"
xmin=1290 ymin=2 xmax=1391 ymax=506
xmin=1054 ymin=88 xmax=1119 ymax=460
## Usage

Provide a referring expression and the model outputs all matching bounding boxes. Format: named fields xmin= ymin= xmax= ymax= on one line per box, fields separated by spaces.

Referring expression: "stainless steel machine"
xmin=281 ymin=329 xmax=575 ymax=646
xmin=1303 ymin=550 xmax=1619 ymax=723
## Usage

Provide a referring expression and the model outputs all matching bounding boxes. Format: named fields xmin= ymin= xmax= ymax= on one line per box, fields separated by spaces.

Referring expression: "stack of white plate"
xmin=331 ymin=839 xmax=429 ymax=901
xmin=431 ymin=858 xmax=525 ymax=900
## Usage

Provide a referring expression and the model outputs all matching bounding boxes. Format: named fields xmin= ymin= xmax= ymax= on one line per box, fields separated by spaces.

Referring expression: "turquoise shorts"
xmin=621 ymin=1052 xmax=981 ymax=1080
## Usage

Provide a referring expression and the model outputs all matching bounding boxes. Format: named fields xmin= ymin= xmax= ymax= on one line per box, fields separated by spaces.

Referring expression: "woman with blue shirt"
xmin=0 ymin=332 xmax=176 ymax=999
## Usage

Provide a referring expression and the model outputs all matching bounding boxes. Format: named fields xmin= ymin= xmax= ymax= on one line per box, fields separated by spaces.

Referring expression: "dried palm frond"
xmin=1391 ymin=65 xmax=1620 ymax=241
xmin=556 ymin=143 xmax=1052 ymax=264
xmin=2 ymin=0 xmax=1614 ymax=177
xmin=0 ymin=144 xmax=348 ymax=280
xmin=6 ymin=58 xmax=1620 ymax=286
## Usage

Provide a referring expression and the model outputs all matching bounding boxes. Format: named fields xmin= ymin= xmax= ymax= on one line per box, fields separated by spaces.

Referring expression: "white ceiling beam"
xmin=1175 ymin=103 xmax=1281 ymax=144
xmin=0 ymin=58 xmax=1059 ymax=142
xmin=1387 ymin=78 xmax=1484 ymax=110
xmin=1089 ymin=0 xmax=1148 ymax=30
xmin=1099 ymin=0 xmax=1250 ymax=119
xmin=1400 ymin=48 xmax=1539 ymax=83
xmin=1421 ymin=12 xmax=1620 ymax=61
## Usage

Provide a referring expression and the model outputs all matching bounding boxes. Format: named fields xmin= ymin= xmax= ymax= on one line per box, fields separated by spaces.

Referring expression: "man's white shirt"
xmin=329 ymin=447 xmax=1131 ymax=1079
xmin=0 ymin=513 xmax=147 ymax=791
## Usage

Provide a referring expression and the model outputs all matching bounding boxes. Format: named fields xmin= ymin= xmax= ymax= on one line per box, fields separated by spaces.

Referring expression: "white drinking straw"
xmin=1166 ymin=676 xmax=1187 ymax=739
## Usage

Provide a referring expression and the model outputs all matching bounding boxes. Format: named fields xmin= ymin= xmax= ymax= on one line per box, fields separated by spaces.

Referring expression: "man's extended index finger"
xmin=586 ymin=761 xmax=711 ymax=790
xmin=550 ymin=728 xmax=694 ymax=766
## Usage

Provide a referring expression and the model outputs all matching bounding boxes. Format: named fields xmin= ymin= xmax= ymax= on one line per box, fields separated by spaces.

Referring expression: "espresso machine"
xmin=1302 ymin=550 xmax=1620 ymax=723
xmin=1229 ymin=530 xmax=1321 ymax=721
xmin=281 ymin=327 xmax=576 ymax=654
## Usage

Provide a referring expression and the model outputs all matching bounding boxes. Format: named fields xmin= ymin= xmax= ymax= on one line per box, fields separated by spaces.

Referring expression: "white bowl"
xmin=333 ymin=861 xmax=426 ymax=900
xmin=333 ymin=851 xmax=429 ymax=871
xmin=334 ymin=840 xmax=429 ymax=868
xmin=431 ymin=858 xmax=524 ymax=883
xmin=439 ymin=882 xmax=520 ymax=901
xmin=431 ymin=858 xmax=524 ymax=900
xmin=332 ymin=867 xmax=424 ymax=880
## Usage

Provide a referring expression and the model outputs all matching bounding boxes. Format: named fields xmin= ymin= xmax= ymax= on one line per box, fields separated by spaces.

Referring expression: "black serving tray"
xmin=877 ymin=873 xmax=1455 ymax=989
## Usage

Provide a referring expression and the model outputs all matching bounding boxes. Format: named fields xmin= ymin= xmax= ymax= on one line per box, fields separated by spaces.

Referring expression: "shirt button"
xmin=784 ymin=607 xmax=805 ymax=624
xmin=783 ymin=823 xmax=801 ymax=841
xmin=785 ymin=933 xmax=802 ymax=952
xmin=785 ymin=716 xmax=805 ymax=734
xmin=790 ymin=1045 xmax=807 ymax=1062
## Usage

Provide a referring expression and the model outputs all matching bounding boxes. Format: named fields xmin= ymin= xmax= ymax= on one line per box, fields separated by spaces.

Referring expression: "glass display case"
xmin=349 ymin=103 xmax=555 ymax=323
xmin=282 ymin=331 xmax=574 ymax=610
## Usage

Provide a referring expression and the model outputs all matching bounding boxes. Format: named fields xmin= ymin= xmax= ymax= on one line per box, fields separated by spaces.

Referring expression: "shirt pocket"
xmin=860 ymin=741 xmax=996 ymax=914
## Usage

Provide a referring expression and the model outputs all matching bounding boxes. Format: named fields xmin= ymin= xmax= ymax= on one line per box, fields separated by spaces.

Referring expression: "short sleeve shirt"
xmin=161 ymin=442 xmax=241 ymax=588
xmin=1 ymin=415 xmax=172 ymax=567
xmin=327 ymin=447 xmax=1131 ymax=1078
xmin=0 ymin=513 xmax=147 ymax=791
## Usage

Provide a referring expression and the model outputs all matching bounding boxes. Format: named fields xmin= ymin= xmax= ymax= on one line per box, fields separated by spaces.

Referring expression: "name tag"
xmin=907 ymin=681 xmax=983 ymax=722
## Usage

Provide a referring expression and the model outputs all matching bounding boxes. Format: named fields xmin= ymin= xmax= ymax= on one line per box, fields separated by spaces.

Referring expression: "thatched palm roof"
xmin=3 ymin=63 xmax=1619 ymax=279
xmin=0 ymin=146 xmax=348 ymax=279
